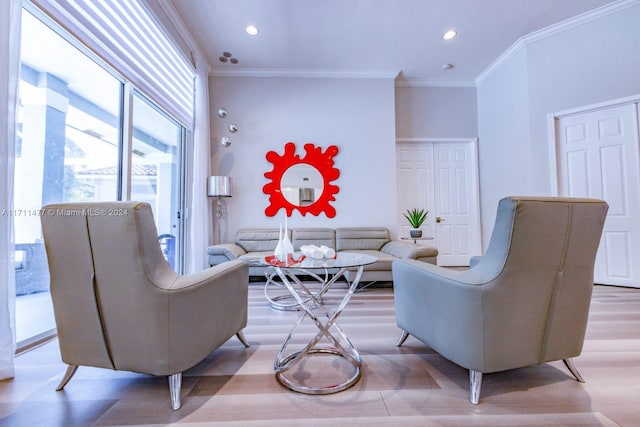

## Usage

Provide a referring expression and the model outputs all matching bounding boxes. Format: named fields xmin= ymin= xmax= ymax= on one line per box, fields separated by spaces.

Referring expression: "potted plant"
xmin=403 ymin=208 xmax=429 ymax=238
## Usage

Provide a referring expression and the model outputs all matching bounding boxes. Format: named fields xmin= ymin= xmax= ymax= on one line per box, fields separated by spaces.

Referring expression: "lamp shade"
xmin=208 ymin=176 xmax=232 ymax=197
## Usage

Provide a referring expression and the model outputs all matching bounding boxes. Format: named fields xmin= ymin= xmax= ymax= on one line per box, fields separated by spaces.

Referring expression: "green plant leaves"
xmin=402 ymin=208 xmax=429 ymax=228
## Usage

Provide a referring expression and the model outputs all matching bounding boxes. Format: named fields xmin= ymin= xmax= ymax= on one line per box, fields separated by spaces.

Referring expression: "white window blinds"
xmin=31 ymin=0 xmax=195 ymax=127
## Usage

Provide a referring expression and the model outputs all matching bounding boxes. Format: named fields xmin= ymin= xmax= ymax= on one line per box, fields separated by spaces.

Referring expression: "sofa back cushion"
xmin=335 ymin=227 xmax=390 ymax=251
xmin=235 ymin=228 xmax=285 ymax=252
xmin=292 ymin=228 xmax=335 ymax=250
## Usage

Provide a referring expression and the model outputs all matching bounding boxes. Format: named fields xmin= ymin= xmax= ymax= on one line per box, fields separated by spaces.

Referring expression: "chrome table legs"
xmin=273 ymin=266 xmax=365 ymax=394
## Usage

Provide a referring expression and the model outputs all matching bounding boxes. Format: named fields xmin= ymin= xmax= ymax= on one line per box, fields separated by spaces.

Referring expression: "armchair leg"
xmin=469 ymin=370 xmax=483 ymax=405
xmin=169 ymin=373 xmax=182 ymax=410
xmin=56 ymin=365 xmax=79 ymax=391
xmin=396 ymin=330 xmax=410 ymax=347
xmin=563 ymin=358 xmax=585 ymax=383
xmin=236 ymin=330 xmax=250 ymax=348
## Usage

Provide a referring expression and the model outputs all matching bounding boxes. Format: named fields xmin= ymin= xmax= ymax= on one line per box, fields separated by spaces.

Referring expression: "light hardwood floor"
xmin=1 ymin=283 xmax=639 ymax=426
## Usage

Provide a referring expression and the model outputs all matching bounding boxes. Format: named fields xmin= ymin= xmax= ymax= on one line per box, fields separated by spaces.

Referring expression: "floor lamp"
xmin=207 ymin=176 xmax=232 ymax=244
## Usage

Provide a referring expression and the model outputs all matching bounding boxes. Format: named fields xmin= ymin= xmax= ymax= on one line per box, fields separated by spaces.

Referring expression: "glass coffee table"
xmin=261 ymin=251 xmax=377 ymax=394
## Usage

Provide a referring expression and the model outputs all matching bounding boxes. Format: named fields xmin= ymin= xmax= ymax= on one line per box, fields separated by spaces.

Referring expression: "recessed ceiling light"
xmin=246 ymin=25 xmax=259 ymax=35
xmin=443 ymin=30 xmax=457 ymax=40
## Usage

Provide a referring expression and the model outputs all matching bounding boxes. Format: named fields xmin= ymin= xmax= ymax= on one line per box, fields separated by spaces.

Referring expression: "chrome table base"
xmin=263 ymin=267 xmax=328 ymax=311
xmin=272 ymin=265 xmax=365 ymax=394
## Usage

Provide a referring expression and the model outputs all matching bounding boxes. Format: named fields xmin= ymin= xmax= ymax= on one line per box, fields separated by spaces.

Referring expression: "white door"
xmin=556 ymin=103 xmax=640 ymax=287
xmin=396 ymin=140 xmax=481 ymax=266
xmin=432 ymin=142 xmax=482 ymax=266
xmin=397 ymin=143 xmax=435 ymax=237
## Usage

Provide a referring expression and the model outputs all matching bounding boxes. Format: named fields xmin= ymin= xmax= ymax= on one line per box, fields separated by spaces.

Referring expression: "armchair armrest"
xmin=469 ymin=255 xmax=483 ymax=267
xmin=207 ymin=243 xmax=246 ymax=266
xmin=165 ymin=260 xmax=249 ymax=371
xmin=392 ymin=259 xmax=485 ymax=370
xmin=381 ymin=240 xmax=438 ymax=260
xmin=169 ymin=260 xmax=248 ymax=291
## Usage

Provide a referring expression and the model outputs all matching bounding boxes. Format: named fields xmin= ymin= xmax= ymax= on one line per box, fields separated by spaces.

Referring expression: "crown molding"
xmin=395 ymin=79 xmax=476 ymax=88
xmin=475 ymin=0 xmax=638 ymax=85
xmin=396 ymin=137 xmax=477 ymax=143
xmin=211 ymin=68 xmax=400 ymax=79
xmin=213 ymin=68 xmax=474 ymax=87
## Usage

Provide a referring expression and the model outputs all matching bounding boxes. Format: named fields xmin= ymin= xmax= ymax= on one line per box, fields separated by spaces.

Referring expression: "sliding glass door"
xmin=15 ymin=8 xmax=187 ymax=349
xmin=130 ymin=92 xmax=185 ymax=272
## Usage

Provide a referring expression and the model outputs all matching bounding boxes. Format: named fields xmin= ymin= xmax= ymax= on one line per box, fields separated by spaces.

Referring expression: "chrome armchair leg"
xmin=56 ymin=365 xmax=79 ymax=391
xmin=169 ymin=373 xmax=182 ymax=410
xmin=469 ymin=370 xmax=483 ymax=404
xmin=563 ymin=358 xmax=585 ymax=383
xmin=396 ymin=330 xmax=410 ymax=347
xmin=236 ymin=330 xmax=250 ymax=348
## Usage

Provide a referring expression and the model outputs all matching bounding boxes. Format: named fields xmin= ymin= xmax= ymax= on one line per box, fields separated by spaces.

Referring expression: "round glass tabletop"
xmin=262 ymin=251 xmax=377 ymax=269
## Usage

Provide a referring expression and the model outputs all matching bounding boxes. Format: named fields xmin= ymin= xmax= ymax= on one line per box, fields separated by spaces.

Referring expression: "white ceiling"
xmin=169 ymin=0 xmax=618 ymax=85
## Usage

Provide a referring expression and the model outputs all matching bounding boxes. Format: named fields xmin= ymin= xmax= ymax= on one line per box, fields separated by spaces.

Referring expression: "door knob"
xmin=436 ymin=216 xmax=443 ymax=223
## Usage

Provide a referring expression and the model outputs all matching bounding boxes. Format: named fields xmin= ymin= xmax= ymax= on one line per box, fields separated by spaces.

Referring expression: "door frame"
xmin=396 ymin=137 xmax=482 ymax=266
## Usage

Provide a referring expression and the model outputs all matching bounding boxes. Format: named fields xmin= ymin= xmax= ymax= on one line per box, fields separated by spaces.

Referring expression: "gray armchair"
xmin=41 ymin=201 xmax=249 ymax=410
xmin=393 ymin=196 xmax=608 ymax=404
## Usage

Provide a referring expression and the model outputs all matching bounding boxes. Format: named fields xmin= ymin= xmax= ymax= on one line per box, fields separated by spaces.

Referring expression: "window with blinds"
xmin=30 ymin=0 xmax=195 ymax=127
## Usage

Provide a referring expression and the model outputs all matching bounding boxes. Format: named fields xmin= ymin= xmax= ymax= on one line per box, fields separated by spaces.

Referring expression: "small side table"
xmin=401 ymin=236 xmax=435 ymax=244
xmin=261 ymin=252 xmax=377 ymax=395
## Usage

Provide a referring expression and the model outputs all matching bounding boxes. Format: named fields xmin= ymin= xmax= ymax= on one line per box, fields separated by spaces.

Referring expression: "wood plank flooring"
xmin=1 ymin=283 xmax=639 ymax=426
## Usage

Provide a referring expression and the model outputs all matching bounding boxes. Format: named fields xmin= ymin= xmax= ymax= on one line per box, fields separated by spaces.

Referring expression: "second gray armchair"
xmin=393 ymin=196 xmax=608 ymax=404
xmin=41 ymin=201 xmax=250 ymax=410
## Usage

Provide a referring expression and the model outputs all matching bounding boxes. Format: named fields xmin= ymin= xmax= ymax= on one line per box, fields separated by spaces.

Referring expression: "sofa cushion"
xmin=335 ymin=227 xmax=390 ymax=251
xmin=235 ymin=228 xmax=286 ymax=252
xmin=292 ymin=228 xmax=335 ymax=250
xmin=342 ymin=249 xmax=395 ymax=271
xmin=207 ymin=243 xmax=246 ymax=258
xmin=237 ymin=251 xmax=275 ymax=264
xmin=381 ymin=240 xmax=439 ymax=259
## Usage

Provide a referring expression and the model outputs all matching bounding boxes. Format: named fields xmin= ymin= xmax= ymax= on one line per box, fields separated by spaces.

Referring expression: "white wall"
xmin=526 ymin=2 xmax=640 ymax=191
xmin=209 ymin=76 xmax=397 ymax=242
xmin=477 ymin=2 xmax=640 ymax=249
xmin=477 ymin=49 xmax=532 ymax=247
xmin=395 ymin=86 xmax=478 ymax=138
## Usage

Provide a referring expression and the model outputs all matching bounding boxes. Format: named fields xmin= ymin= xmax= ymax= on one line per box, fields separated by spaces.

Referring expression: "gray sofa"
xmin=207 ymin=226 xmax=438 ymax=283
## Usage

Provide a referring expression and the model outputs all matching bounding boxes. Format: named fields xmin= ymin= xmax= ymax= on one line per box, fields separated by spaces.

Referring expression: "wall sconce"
xmin=216 ymin=108 xmax=238 ymax=147
xmin=208 ymin=175 xmax=232 ymax=218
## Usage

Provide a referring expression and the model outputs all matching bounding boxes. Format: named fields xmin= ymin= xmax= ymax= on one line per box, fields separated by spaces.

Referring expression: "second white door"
xmin=555 ymin=103 xmax=640 ymax=287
